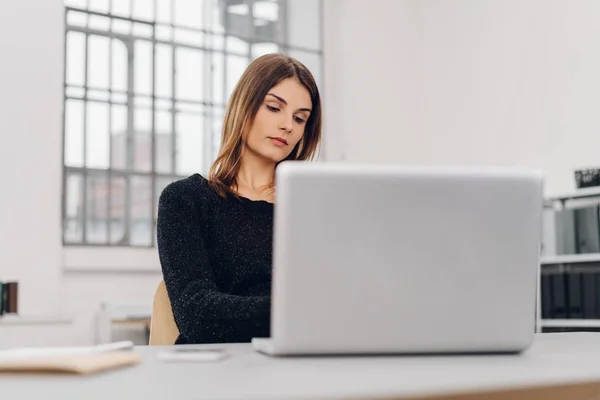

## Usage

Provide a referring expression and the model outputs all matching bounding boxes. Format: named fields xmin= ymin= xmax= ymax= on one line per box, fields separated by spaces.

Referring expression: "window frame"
xmin=61 ymin=0 xmax=324 ymax=251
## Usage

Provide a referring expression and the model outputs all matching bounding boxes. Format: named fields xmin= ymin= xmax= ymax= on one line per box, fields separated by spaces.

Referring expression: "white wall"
xmin=423 ymin=0 xmax=600 ymax=196
xmin=324 ymin=0 xmax=600 ymax=196
xmin=0 ymin=0 xmax=64 ymax=316
xmin=323 ymin=0 xmax=423 ymax=163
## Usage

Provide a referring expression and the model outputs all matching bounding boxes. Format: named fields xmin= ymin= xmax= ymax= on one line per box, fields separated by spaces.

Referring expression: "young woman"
xmin=156 ymin=53 xmax=322 ymax=344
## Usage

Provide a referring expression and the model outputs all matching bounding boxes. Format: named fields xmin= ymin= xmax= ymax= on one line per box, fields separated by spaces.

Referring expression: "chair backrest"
xmin=149 ymin=279 xmax=180 ymax=345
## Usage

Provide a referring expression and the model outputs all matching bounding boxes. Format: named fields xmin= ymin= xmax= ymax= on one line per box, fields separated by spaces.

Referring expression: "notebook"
xmin=0 ymin=341 xmax=141 ymax=374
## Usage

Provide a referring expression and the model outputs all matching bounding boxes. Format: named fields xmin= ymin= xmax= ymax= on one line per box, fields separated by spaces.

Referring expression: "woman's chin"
xmin=259 ymin=149 xmax=290 ymax=164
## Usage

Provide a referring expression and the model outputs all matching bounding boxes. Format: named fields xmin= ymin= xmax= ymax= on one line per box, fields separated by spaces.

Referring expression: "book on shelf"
xmin=0 ymin=281 xmax=19 ymax=316
xmin=541 ymin=267 xmax=600 ymax=320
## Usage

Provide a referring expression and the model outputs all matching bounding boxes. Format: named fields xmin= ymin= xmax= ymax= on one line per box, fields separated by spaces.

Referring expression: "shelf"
xmin=540 ymin=254 xmax=600 ymax=265
xmin=0 ymin=315 xmax=72 ymax=326
xmin=546 ymin=186 xmax=600 ymax=202
xmin=540 ymin=319 xmax=600 ymax=328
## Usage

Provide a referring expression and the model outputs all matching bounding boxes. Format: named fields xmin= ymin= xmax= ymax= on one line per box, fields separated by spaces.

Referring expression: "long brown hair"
xmin=207 ymin=53 xmax=322 ymax=198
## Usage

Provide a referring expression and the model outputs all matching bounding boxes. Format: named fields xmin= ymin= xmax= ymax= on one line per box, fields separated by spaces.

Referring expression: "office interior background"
xmin=2 ymin=0 xmax=600 ymax=348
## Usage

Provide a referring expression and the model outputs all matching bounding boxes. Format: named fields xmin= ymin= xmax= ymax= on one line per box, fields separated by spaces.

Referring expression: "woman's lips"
xmin=269 ymin=137 xmax=288 ymax=146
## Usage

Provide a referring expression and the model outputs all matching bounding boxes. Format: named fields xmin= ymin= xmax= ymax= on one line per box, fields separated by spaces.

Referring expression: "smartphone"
xmin=158 ymin=348 xmax=228 ymax=362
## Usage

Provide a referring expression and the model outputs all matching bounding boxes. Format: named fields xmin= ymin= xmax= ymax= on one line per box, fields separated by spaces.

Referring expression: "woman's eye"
xmin=266 ymin=105 xmax=280 ymax=112
xmin=294 ymin=116 xmax=306 ymax=124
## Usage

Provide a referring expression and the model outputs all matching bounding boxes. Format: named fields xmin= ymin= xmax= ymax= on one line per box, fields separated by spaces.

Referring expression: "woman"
xmin=156 ymin=53 xmax=322 ymax=344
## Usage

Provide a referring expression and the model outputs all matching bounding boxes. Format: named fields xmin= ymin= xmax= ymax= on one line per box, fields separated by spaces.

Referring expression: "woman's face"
xmin=244 ymin=78 xmax=312 ymax=163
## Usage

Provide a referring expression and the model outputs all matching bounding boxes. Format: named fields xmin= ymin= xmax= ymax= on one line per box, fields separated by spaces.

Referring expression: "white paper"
xmin=0 ymin=341 xmax=135 ymax=360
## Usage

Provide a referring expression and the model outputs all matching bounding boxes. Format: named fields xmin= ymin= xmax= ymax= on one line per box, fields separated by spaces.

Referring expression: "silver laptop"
xmin=252 ymin=162 xmax=543 ymax=356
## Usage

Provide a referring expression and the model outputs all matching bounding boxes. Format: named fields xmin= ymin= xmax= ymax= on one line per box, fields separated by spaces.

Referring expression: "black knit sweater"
xmin=156 ymin=174 xmax=272 ymax=344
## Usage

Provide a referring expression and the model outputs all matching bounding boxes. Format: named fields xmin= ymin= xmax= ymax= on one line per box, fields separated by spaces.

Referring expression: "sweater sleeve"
xmin=156 ymin=183 xmax=271 ymax=343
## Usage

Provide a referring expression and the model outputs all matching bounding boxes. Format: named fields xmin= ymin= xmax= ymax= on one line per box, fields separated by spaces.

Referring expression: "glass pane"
xmin=135 ymin=96 xmax=153 ymax=108
xmin=135 ymin=40 xmax=153 ymax=95
xmin=66 ymin=11 xmax=87 ymax=27
xmin=112 ymin=19 xmax=131 ymax=35
xmin=86 ymin=102 xmax=110 ymax=169
xmin=88 ymin=90 xmax=110 ymax=101
xmin=88 ymin=35 xmax=110 ymax=89
xmin=285 ymin=0 xmax=321 ymax=50
xmin=135 ymin=107 xmax=152 ymax=132
xmin=133 ymin=23 xmax=153 ymax=38
xmin=112 ymin=0 xmax=131 ymax=17
xmin=109 ymin=175 xmax=126 ymax=244
xmin=64 ymin=0 xmax=87 ymax=7
xmin=174 ymin=0 xmax=203 ymax=28
xmin=252 ymin=1 xmax=281 ymax=42
xmin=132 ymin=0 xmax=154 ymax=21
xmin=209 ymin=33 xmax=225 ymax=51
xmin=174 ymin=27 xmax=204 ymax=47
xmin=130 ymin=176 xmax=152 ymax=246
xmin=111 ymin=92 xmax=127 ymax=104
xmin=155 ymin=44 xmax=172 ymax=98
xmin=225 ymin=54 xmax=248 ymax=101
xmin=156 ymin=99 xmax=172 ymax=110
xmin=175 ymin=113 xmax=203 ymax=175
xmin=64 ymin=173 xmax=84 ymax=243
xmin=176 ymin=48 xmax=204 ymax=101
xmin=211 ymin=52 xmax=224 ymax=105
xmin=253 ymin=1 xmax=278 ymax=21
xmin=66 ymin=86 xmax=85 ymax=98
xmin=157 ymin=110 xmax=172 ymax=132
xmin=176 ymin=101 xmax=203 ymax=114
xmin=88 ymin=14 xmax=111 ymax=31
xmin=156 ymin=25 xmax=173 ymax=41
xmin=226 ymin=10 xmax=251 ymax=39
xmin=88 ymin=0 xmax=109 ymax=13
xmin=156 ymin=140 xmax=173 ymax=174
xmin=251 ymin=43 xmax=279 ymax=60
xmin=287 ymin=50 xmax=322 ymax=89
xmin=226 ymin=36 xmax=250 ymax=54
xmin=156 ymin=111 xmax=173 ymax=173
xmin=110 ymin=104 xmax=128 ymax=169
xmin=228 ymin=2 xmax=250 ymax=16
xmin=156 ymin=0 xmax=172 ymax=23
xmin=86 ymin=172 xmax=109 ymax=244
xmin=65 ymin=99 xmax=84 ymax=168
xmin=66 ymin=31 xmax=85 ymax=86
xmin=134 ymin=109 xmax=152 ymax=172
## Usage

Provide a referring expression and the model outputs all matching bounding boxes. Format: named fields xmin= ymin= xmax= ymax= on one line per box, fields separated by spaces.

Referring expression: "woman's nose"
xmin=279 ymin=115 xmax=293 ymax=133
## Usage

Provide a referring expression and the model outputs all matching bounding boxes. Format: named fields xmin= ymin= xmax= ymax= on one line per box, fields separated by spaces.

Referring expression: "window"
xmin=62 ymin=0 xmax=323 ymax=247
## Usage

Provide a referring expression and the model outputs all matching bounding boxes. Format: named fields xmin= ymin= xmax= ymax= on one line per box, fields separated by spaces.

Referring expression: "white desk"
xmin=4 ymin=332 xmax=600 ymax=400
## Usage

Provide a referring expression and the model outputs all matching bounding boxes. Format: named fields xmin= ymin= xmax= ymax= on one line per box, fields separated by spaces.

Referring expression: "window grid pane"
xmin=62 ymin=0 xmax=324 ymax=247
xmin=64 ymin=172 xmax=84 ymax=243
xmin=109 ymin=175 xmax=126 ymax=244
xmin=85 ymin=171 xmax=109 ymax=244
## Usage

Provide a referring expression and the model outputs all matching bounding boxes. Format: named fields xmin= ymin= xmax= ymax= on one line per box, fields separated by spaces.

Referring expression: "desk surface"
xmin=4 ymin=332 xmax=600 ymax=400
